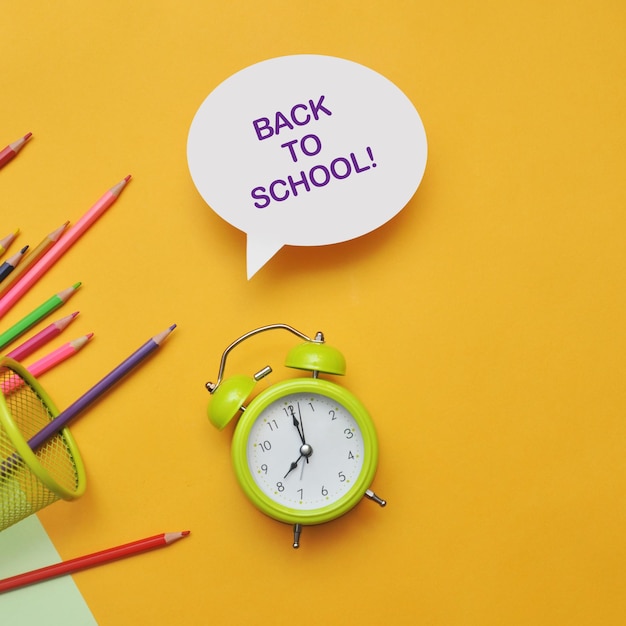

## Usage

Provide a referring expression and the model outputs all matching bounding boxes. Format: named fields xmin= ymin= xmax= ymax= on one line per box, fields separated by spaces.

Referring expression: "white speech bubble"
xmin=187 ymin=54 xmax=427 ymax=278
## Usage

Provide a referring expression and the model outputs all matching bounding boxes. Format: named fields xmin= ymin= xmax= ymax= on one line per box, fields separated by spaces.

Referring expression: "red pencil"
xmin=0 ymin=133 xmax=32 ymax=169
xmin=0 ymin=531 xmax=190 ymax=593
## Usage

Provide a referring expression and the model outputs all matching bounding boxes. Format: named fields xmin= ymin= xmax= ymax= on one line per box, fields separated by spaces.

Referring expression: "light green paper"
xmin=0 ymin=515 xmax=97 ymax=625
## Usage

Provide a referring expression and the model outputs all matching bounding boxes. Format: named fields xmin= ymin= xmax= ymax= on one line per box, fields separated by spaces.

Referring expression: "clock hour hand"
xmin=283 ymin=443 xmax=313 ymax=479
xmin=284 ymin=454 xmax=303 ymax=478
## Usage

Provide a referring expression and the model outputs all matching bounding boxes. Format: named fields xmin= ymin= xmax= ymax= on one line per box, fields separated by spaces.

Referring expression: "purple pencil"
xmin=26 ymin=325 xmax=176 ymax=451
xmin=6 ymin=312 xmax=79 ymax=363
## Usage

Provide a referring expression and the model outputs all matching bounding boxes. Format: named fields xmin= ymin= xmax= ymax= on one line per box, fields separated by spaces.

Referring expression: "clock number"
xmin=276 ymin=482 xmax=285 ymax=492
xmin=338 ymin=471 xmax=346 ymax=482
xmin=348 ymin=451 xmax=355 ymax=460
xmin=344 ymin=428 xmax=354 ymax=439
xmin=266 ymin=419 xmax=279 ymax=431
xmin=321 ymin=486 xmax=328 ymax=496
xmin=258 ymin=440 xmax=272 ymax=452
xmin=260 ymin=464 xmax=268 ymax=474
xmin=297 ymin=488 xmax=304 ymax=500
xmin=329 ymin=409 xmax=336 ymax=421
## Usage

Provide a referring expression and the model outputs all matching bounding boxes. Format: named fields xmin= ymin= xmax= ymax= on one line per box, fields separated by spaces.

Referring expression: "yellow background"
xmin=2 ymin=1 xmax=626 ymax=624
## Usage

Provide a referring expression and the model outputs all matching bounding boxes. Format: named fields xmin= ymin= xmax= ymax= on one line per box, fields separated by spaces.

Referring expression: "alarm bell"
xmin=285 ymin=339 xmax=346 ymax=376
xmin=206 ymin=324 xmax=347 ymax=429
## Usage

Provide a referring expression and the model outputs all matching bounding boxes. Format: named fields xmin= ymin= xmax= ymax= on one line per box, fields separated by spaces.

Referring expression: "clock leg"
xmin=364 ymin=489 xmax=387 ymax=507
xmin=292 ymin=523 xmax=302 ymax=549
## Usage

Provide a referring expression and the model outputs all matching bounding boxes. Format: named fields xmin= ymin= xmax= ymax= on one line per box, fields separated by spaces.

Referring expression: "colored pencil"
xmin=0 ymin=176 xmax=130 ymax=319
xmin=28 ymin=334 xmax=93 ymax=378
xmin=5 ymin=312 xmax=79 ymax=362
xmin=0 ymin=531 xmax=190 ymax=593
xmin=0 ymin=245 xmax=29 ymax=283
xmin=0 ymin=222 xmax=69 ymax=298
xmin=2 ymin=334 xmax=93 ymax=395
xmin=0 ymin=133 xmax=32 ymax=170
xmin=0 ymin=283 xmax=81 ymax=351
xmin=0 ymin=230 xmax=19 ymax=258
xmin=26 ymin=324 xmax=175 ymax=451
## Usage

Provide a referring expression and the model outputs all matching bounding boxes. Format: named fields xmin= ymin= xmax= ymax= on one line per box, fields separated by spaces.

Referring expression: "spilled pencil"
xmin=0 ymin=245 xmax=29 ymax=283
xmin=0 ymin=283 xmax=81 ymax=351
xmin=0 ymin=133 xmax=32 ymax=170
xmin=28 ymin=334 xmax=94 ymax=378
xmin=2 ymin=334 xmax=93 ymax=394
xmin=0 ymin=177 xmax=131 ymax=319
xmin=26 ymin=324 xmax=176 ymax=451
xmin=5 ymin=312 xmax=79 ymax=363
xmin=0 ymin=531 xmax=190 ymax=593
xmin=0 ymin=230 xmax=19 ymax=258
xmin=0 ymin=222 xmax=69 ymax=298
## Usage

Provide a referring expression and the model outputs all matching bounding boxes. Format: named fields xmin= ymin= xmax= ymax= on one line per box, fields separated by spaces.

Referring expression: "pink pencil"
xmin=5 ymin=312 xmax=79 ymax=362
xmin=0 ymin=176 xmax=131 ymax=319
xmin=28 ymin=333 xmax=94 ymax=377
xmin=2 ymin=334 xmax=93 ymax=395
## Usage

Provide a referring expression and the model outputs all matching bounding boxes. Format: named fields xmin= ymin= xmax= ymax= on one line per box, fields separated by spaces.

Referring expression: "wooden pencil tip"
xmin=72 ymin=282 xmax=82 ymax=289
xmin=19 ymin=245 xmax=29 ymax=253
xmin=182 ymin=530 xmax=191 ymax=537
xmin=24 ymin=132 xmax=33 ymax=141
xmin=86 ymin=332 xmax=95 ymax=340
xmin=169 ymin=324 xmax=177 ymax=331
xmin=124 ymin=174 xmax=132 ymax=182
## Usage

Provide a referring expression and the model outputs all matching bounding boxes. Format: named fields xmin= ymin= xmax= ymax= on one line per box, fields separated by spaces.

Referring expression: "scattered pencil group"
xmin=0 ymin=138 xmax=133 ymax=382
xmin=0 ymin=131 xmax=185 ymax=592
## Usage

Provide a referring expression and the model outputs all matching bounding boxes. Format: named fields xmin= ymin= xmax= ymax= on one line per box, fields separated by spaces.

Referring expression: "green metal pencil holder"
xmin=0 ymin=357 xmax=86 ymax=532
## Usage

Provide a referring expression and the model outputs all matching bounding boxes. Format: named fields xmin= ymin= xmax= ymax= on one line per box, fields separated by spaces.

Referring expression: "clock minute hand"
xmin=289 ymin=405 xmax=305 ymax=444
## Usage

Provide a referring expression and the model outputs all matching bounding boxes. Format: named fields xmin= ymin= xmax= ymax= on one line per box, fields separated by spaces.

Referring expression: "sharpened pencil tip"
xmin=86 ymin=332 xmax=94 ymax=340
xmin=124 ymin=174 xmax=132 ymax=182
xmin=24 ymin=132 xmax=33 ymax=141
xmin=169 ymin=324 xmax=177 ymax=331
xmin=182 ymin=530 xmax=191 ymax=536
xmin=72 ymin=282 xmax=82 ymax=289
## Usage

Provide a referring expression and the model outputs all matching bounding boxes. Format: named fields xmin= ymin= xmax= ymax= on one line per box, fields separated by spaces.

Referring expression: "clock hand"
xmin=284 ymin=443 xmax=313 ymax=479
xmin=284 ymin=454 xmax=303 ymax=478
xmin=289 ymin=405 xmax=306 ymax=444
xmin=296 ymin=402 xmax=310 ymax=464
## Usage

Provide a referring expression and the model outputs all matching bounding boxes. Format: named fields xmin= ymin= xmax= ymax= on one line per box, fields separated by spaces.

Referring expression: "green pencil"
xmin=0 ymin=282 xmax=81 ymax=351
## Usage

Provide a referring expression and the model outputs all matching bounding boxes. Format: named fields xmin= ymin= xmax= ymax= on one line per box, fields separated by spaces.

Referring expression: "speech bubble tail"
xmin=246 ymin=236 xmax=284 ymax=279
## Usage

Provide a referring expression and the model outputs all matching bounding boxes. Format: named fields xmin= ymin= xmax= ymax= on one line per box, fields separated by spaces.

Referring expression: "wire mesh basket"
xmin=0 ymin=357 xmax=86 ymax=532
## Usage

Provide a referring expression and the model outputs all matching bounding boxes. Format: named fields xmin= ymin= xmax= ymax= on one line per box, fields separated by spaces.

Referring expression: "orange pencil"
xmin=0 ymin=531 xmax=190 ymax=593
xmin=0 ymin=222 xmax=68 ymax=298
xmin=0 ymin=133 xmax=32 ymax=169
xmin=0 ymin=176 xmax=130 ymax=319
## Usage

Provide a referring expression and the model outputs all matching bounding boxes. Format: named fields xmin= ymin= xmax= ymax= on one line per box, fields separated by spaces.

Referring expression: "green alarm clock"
xmin=205 ymin=324 xmax=386 ymax=548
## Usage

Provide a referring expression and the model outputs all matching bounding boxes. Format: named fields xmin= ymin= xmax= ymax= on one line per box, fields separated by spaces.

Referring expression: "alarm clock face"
xmin=232 ymin=379 xmax=378 ymax=525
